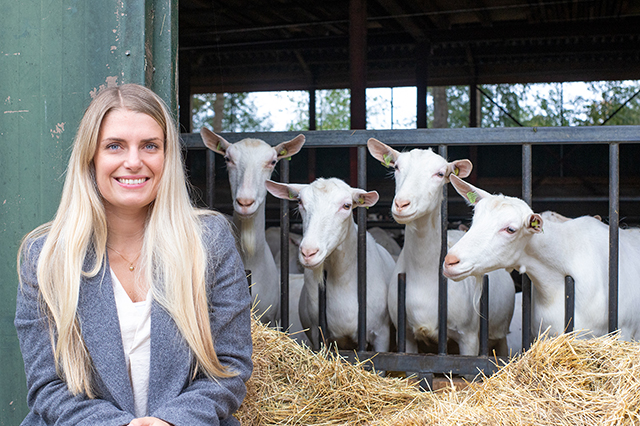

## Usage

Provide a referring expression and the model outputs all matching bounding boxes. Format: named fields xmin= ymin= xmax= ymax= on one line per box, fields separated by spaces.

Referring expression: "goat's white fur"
xmin=266 ymin=178 xmax=396 ymax=351
xmin=368 ymin=138 xmax=515 ymax=356
xmin=201 ymin=128 xmax=305 ymax=328
xmin=444 ymin=175 xmax=640 ymax=341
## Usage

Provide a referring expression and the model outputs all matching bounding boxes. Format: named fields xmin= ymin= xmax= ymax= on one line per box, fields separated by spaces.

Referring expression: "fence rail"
xmin=182 ymin=126 xmax=640 ymax=388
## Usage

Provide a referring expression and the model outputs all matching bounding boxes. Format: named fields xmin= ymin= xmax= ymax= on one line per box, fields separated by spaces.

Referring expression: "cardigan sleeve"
xmin=150 ymin=214 xmax=253 ymax=426
xmin=14 ymin=237 xmax=136 ymax=426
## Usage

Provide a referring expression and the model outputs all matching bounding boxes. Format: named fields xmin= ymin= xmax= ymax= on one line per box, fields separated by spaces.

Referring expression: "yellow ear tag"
xmin=531 ymin=219 xmax=540 ymax=230
xmin=217 ymin=142 xmax=223 ymax=152
xmin=382 ymin=153 xmax=393 ymax=168
xmin=454 ymin=167 xmax=460 ymax=176
xmin=288 ymin=190 xmax=296 ymax=200
xmin=467 ymin=192 xmax=477 ymax=204
xmin=279 ymin=148 xmax=288 ymax=156
xmin=358 ymin=197 xmax=365 ymax=205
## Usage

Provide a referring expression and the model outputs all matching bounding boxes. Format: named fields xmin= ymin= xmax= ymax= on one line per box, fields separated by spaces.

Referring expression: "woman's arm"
xmin=150 ymin=214 xmax=253 ymax=426
xmin=14 ymin=238 xmax=136 ymax=426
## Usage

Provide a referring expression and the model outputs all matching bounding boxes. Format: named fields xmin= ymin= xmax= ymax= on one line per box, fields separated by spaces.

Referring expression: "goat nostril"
xmin=236 ymin=198 xmax=255 ymax=207
xmin=444 ymin=254 xmax=460 ymax=267
xmin=394 ymin=199 xmax=410 ymax=210
xmin=301 ymin=248 xmax=318 ymax=259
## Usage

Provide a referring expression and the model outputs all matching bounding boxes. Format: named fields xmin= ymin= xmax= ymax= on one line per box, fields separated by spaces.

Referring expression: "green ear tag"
xmin=467 ymin=192 xmax=477 ymax=204
xmin=279 ymin=148 xmax=288 ymax=156
xmin=358 ymin=197 xmax=365 ymax=205
xmin=382 ymin=153 xmax=393 ymax=168
xmin=288 ymin=190 xmax=296 ymax=200
xmin=217 ymin=142 xmax=223 ymax=152
xmin=454 ymin=167 xmax=460 ymax=176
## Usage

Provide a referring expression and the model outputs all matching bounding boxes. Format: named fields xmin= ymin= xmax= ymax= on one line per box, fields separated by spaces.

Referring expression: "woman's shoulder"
xmin=19 ymin=228 xmax=50 ymax=263
xmin=197 ymin=211 xmax=235 ymax=245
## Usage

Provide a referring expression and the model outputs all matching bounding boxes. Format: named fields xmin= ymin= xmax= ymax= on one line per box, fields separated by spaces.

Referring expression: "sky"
xmin=248 ymin=82 xmax=604 ymax=131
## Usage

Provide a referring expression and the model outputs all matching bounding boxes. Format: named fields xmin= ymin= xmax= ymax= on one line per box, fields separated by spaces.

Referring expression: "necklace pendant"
xmin=129 ymin=265 xmax=135 ymax=271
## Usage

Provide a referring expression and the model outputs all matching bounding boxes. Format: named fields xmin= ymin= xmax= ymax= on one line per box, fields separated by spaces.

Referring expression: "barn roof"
xmin=179 ymin=0 xmax=640 ymax=94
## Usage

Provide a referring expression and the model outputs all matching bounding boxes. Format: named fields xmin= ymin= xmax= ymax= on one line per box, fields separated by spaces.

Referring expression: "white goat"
xmin=367 ymin=138 xmax=515 ymax=356
xmin=266 ymin=178 xmax=396 ymax=351
xmin=201 ymin=127 xmax=305 ymax=325
xmin=443 ymin=175 xmax=640 ymax=341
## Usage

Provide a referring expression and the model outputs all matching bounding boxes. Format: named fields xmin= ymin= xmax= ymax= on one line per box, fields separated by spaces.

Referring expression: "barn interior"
xmin=177 ymin=0 xmax=640 ymax=230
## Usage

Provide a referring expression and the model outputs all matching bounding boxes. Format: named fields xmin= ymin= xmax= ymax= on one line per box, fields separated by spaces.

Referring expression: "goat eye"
xmin=224 ymin=156 xmax=232 ymax=163
xmin=269 ymin=159 xmax=277 ymax=166
xmin=393 ymin=165 xmax=399 ymax=171
xmin=505 ymin=226 xmax=517 ymax=234
xmin=436 ymin=171 xmax=445 ymax=178
xmin=343 ymin=203 xmax=352 ymax=210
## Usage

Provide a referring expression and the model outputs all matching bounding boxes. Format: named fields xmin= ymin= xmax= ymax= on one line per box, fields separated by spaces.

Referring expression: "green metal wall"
xmin=0 ymin=1 xmax=177 ymax=423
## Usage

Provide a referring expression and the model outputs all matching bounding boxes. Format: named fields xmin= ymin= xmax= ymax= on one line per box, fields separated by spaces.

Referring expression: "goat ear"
xmin=446 ymin=159 xmax=473 ymax=181
xmin=274 ymin=134 xmax=306 ymax=160
xmin=528 ymin=213 xmax=544 ymax=233
xmin=449 ymin=174 xmax=490 ymax=205
xmin=201 ymin=127 xmax=231 ymax=155
xmin=265 ymin=180 xmax=305 ymax=201
xmin=353 ymin=189 xmax=379 ymax=208
xmin=367 ymin=138 xmax=399 ymax=168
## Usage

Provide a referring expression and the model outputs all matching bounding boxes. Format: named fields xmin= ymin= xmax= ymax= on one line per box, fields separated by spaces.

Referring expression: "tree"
xmin=191 ymin=92 xmax=274 ymax=132
xmin=286 ymin=89 xmax=352 ymax=131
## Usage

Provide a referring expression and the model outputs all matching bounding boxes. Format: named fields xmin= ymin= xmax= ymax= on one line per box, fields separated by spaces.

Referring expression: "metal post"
xmin=280 ymin=159 xmax=290 ymax=329
xmin=438 ymin=144 xmax=448 ymax=355
xmin=609 ymin=142 xmax=619 ymax=332
xmin=564 ymin=276 xmax=575 ymax=333
xmin=318 ymin=271 xmax=328 ymax=352
xmin=521 ymin=143 xmax=533 ymax=350
xmin=479 ymin=274 xmax=489 ymax=356
xmin=245 ymin=270 xmax=252 ymax=295
xmin=397 ymin=273 xmax=407 ymax=353
xmin=357 ymin=145 xmax=368 ymax=352
xmin=206 ymin=150 xmax=215 ymax=209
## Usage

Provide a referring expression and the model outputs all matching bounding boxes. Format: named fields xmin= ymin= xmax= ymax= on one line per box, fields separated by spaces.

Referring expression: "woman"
xmin=15 ymin=84 xmax=253 ymax=426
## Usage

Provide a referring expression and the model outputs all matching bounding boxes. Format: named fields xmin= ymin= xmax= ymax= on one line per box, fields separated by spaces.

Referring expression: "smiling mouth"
xmin=117 ymin=178 xmax=147 ymax=185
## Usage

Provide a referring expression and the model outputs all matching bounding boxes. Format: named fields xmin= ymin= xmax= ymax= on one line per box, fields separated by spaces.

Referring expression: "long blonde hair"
xmin=18 ymin=84 xmax=235 ymax=397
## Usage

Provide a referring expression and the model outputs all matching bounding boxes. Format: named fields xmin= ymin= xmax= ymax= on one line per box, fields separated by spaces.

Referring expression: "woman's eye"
xmin=145 ymin=143 xmax=159 ymax=150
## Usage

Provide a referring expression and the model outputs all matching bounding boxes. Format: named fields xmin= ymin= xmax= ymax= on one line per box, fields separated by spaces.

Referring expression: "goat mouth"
xmin=442 ymin=266 xmax=472 ymax=281
xmin=392 ymin=211 xmax=417 ymax=223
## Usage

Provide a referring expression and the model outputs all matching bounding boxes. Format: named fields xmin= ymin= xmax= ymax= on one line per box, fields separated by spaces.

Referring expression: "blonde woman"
xmin=15 ymin=84 xmax=252 ymax=426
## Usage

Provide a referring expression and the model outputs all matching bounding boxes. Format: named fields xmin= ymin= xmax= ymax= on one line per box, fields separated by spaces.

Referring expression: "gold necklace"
xmin=107 ymin=245 xmax=141 ymax=272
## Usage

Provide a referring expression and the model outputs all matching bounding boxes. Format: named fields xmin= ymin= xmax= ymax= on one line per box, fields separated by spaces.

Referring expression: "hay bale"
xmin=236 ymin=320 xmax=640 ymax=426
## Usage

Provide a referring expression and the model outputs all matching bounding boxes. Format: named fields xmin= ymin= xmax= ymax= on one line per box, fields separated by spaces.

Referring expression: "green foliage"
xmin=573 ymin=81 xmax=640 ymax=126
xmin=287 ymin=89 xmax=351 ymax=131
xmin=191 ymin=92 xmax=273 ymax=132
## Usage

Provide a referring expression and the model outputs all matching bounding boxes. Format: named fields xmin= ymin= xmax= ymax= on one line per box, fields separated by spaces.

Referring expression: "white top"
xmin=111 ymin=269 xmax=152 ymax=418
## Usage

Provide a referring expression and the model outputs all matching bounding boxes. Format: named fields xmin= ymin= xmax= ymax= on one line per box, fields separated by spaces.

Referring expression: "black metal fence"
xmin=182 ymin=126 xmax=640 ymax=387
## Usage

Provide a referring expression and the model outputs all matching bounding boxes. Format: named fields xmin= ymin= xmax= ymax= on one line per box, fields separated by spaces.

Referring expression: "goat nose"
xmin=394 ymin=198 xmax=410 ymax=211
xmin=301 ymin=247 xmax=319 ymax=260
xmin=236 ymin=198 xmax=255 ymax=207
xmin=444 ymin=253 xmax=460 ymax=268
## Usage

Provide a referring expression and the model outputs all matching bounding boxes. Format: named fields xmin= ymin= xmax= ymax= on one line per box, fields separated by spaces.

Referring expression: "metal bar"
xmin=280 ymin=159 xmax=290 ymax=329
xmin=397 ymin=273 xmax=407 ymax=353
xmin=181 ymin=126 xmax=640 ymax=149
xmin=521 ymin=143 xmax=532 ymax=350
xmin=339 ymin=351 xmax=505 ymax=377
xmin=438 ymin=144 xmax=448 ymax=355
xmin=357 ymin=145 xmax=368 ymax=352
xmin=206 ymin=150 xmax=215 ymax=208
xmin=609 ymin=142 xmax=620 ymax=332
xmin=318 ymin=272 xmax=328 ymax=352
xmin=479 ymin=274 xmax=489 ymax=356
xmin=245 ymin=270 xmax=252 ymax=295
xmin=565 ymin=275 xmax=575 ymax=333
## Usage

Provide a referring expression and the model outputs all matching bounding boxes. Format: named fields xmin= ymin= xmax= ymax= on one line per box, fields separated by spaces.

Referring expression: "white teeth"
xmin=118 ymin=178 xmax=146 ymax=185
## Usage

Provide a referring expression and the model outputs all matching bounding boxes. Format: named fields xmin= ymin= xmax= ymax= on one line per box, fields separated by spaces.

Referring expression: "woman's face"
xmin=94 ymin=108 xmax=165 ymax=217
